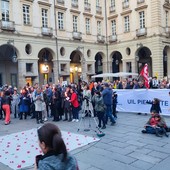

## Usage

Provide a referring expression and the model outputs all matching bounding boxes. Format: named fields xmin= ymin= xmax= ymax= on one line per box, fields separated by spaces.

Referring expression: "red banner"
xmin=140 ymin=64 xmax=149 ymax=88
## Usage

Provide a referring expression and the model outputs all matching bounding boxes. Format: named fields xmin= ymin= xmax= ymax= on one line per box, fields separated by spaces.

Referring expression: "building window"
xmin=111 ymin=0 xmax=115 ymax=7
xmin=139 ymin=11 xmax=145 ymax=29
xmin=61 ymin=64 xmax=66 ymax=72
xmin=96 ymin=0 xmax=100 ymax=6
xmin=124 ymin=16 xmax=130 ymax=32
xmin=84 ymin=0 xmax=89 ymax=4
xmin=73 ymin=15 xmax=78 ymax=32
xmin=97 ymin=21 xmax=101 ymax=35
xmin=1 ymin=0 xmax=9 ymax=21
xmin=72 ymin=0 xmax=78 ymax=3
xmin=26 ymin=63 xmax=33 ymax=72
xmin=23 ymin=4 xmax=30 ymax=25
xmin=124 ymin=0 xmax=129 ymax=2
xmin=165 ymin=11 xmax=169 ymax=27
xmin=111 ymin=20 xmax=116 ymax=35
xmin=42 ymin=9 xmax=48 ymax=28
xmin=85 ymin=18 xmax=90 ymax=34
xmin=58 ymin=12 xmax=64 ymax=30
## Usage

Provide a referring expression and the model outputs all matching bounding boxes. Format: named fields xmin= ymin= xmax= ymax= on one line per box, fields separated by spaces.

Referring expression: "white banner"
xmin=115 ymin=89 xmax=170 ymax=115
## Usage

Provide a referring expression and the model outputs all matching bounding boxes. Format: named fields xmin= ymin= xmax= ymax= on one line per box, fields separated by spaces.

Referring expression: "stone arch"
xmin=0 ymin=44 xmax=19 ymax=87
xmin=135 ymin=46 xmax=152 ymax=76
xmin=110 ymin=51 xmax=123 ymax=75
xmin=69 ymin=49 xmax=83 ymax=83
xmin=163 ymin=45 xmax=170 ymax=78
xmin=38 ymin=48 xmax=55 ymax=85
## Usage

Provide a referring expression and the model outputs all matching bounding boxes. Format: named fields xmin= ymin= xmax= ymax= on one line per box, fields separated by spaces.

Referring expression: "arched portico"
xmin=38 ymin=48 xmax=54 ymax=86
xmin=0 ymin=44 xmax=18 ymax=87
xmin=163 ymin=46 xmax=170 ymax=79
xmin=135 ymin=46 xmax=152 ymax=76
xmin=70 ymin=50 xmax=82 ymax=84
xmin=94 ymin=52 xmax=105 ymax=81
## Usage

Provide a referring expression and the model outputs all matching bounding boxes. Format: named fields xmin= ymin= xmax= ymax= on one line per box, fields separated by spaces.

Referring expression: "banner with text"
xmin=115 ymin=89 xmax=170 ymax=115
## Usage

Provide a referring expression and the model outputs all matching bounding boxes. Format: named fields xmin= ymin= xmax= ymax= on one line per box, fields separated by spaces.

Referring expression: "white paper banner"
xmin=114 ymin=89 xmax=170 ymax=115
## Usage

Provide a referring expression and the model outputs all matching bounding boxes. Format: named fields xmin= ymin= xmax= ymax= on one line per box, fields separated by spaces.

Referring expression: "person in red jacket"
xmin=70 ymin=88 xmax=79 ymax=122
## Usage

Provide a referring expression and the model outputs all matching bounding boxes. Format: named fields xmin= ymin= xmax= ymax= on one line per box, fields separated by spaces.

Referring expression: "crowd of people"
xmin=0 ymin=81 xmax=118 ymax=128
xmin=1 ymin=76 xmax=170 ymax=135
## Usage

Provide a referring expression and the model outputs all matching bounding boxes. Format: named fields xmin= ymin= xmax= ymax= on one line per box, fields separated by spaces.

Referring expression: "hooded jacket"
xmin=102 ymin=87 xmax=113 ymax=106
xmin=38 ymin=151 xmax=77 ymax=170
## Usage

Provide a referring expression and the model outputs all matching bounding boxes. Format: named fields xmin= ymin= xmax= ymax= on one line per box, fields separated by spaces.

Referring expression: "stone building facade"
xmin=0 ymin=0 xmax=170 ymax=88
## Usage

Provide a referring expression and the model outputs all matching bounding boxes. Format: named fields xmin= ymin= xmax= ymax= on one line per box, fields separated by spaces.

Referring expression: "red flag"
xmin=140 ymin=64 xmax=149 ymax=88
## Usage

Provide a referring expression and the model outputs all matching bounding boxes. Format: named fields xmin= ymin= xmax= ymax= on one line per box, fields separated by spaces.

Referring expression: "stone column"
xmin=53 ymin=60 xmax=59 ymax=84
xmin=18 ymin=59 xmax=26 ymax=88
xmin=102 ymin=61 xmax=107 ymax=73
xmin=81 ymin=58 xmax=87 ymax=82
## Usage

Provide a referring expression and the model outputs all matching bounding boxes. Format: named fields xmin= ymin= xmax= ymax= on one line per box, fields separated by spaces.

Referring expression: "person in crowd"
xmin=0 ymin=90 xmax=3 ymax=120
xmin=82 ymin=84 xmax=93 ymax=117
xmin=51 ymin=86 xmax=61 ymax=122
xmin=102 ymin=83 xmax=116 ymax=126
xmin=44 ymin=84 xmax=53 ymax=118
xmin=70 ymin=88 xmax=79 ymax=122
xmin=63 ymin=86 xmax=72 ymax=121
xmin=112 ymin=91 xmax=118 ymax=119
xmin=92 ymin=91 xmax=106 ymax=129
xmin=35 ymin=123 xmax=78 ymax=170
xmin=33 ymin=87 xmax=44 ymax=124
xmin=91 ymin=82 xmax=98 ymax=96
xmin=133 ymin=79 xmax=139 ymax=89
xmin=152 ymin=76 xmax=159 ymax=89
xmin=11 ymin=88 xmax=19 ymax=118
xmin=18 ymin=88 xmax=30 ymax=120
xmin=1 ymin=90 xmax=13 ymax=125
xmin=146 ymin=98 xmax=162 ymax=114
xmin=31 ymin=83 xmax=39 ymax=119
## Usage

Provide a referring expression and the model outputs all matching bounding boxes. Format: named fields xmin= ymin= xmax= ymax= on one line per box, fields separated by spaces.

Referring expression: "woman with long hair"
xmin=70 ymin=88 xmax=79 ymax=122
xmin=35 ymin=123 xmax=78 ymax=170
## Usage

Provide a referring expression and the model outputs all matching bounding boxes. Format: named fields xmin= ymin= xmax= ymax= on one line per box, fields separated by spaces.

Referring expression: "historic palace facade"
xmin=0 ymin=0 xmax=170 ymax=87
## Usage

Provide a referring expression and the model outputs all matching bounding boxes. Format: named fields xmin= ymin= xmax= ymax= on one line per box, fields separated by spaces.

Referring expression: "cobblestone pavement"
xmin=0 ymin=112 xmax=170 ymax=170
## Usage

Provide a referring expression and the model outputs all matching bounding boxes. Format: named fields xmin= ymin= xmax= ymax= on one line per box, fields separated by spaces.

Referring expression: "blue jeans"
xmin=105 ymin=105 xmax=115 ymax=124
xmin=72 ymin=106 xmax=79 ymax=119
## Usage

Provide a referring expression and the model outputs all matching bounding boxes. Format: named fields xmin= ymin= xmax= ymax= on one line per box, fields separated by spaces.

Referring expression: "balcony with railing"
xmin=122 ymin=1 xmax=129 ymax=9
xmin=137 ymin=0 xmax=145 ymax=4
xmin=109 ymin=6 xmax=116 ymax=13
xmin=72 ymin=31 xmax=82 ymax=40
xmin=41 ymin=27 xmax=53 ymax=36
xmin=84 ymin=3 xmax=91 ymax=12
xmin=109 ymin=35 xmax=117 ymax=43
xmin=71 ymin=1 xmax=78 ymax=8
xmin=136 ymin=27 xmax=147 ymax=37
xmin=97 ymin=35 xmax=105 ymax=43
xmin=0 ymin=20 xmax=15 ymax=31
xmin=57 ymin=0 xmax=65 ymax=5
xmin=96 ymin=6 xmax=102 ymax=14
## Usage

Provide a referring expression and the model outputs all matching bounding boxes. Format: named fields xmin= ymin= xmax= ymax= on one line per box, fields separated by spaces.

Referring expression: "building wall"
xmin=0 ymin=0 xmax=170 ymax=87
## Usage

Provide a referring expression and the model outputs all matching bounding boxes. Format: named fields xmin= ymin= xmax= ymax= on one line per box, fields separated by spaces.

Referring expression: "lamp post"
xmin=42 ymin=49 xmax=49 ymax=84
xmin=7 ymin=39 xmax=17 ymax=63
xmin=76 ymin=46 xmax=86 ymax=81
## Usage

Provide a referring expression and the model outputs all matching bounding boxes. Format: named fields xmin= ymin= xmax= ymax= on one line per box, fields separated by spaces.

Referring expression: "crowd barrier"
xmin=114 ymin=89 xmax=170 ymax=115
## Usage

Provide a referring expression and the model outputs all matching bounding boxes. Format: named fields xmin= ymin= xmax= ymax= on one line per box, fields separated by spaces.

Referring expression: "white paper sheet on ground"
xmin=0 ymin=129 xmax=100 ymax=170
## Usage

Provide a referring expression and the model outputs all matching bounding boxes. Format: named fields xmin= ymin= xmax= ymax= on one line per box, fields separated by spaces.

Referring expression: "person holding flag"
xmin=140 ymin=63 xmax=150 ymax=89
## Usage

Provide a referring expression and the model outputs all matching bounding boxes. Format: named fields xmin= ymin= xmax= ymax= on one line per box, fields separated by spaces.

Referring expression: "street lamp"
xmin=7 ymin=39 xmax=18 ymax=63
xmin=76 ymin=46 xmax=86 ymax=81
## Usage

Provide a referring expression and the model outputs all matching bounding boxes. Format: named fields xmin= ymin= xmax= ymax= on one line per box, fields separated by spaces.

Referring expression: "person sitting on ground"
xmin=141 ymin=112 xmax=169 ymax=137
xmin=35 ymin=123 xmax=78 ymax=170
